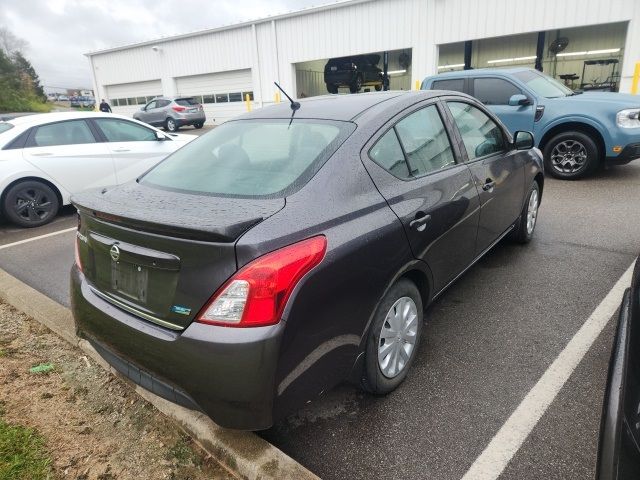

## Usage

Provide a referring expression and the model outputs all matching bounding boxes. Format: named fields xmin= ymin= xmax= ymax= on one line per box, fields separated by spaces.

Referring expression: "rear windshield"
xmin=0 ymin=123 xmax=14 ymax=134
xmin=141 ymin=119 xmax=354 ymax=198
xmin=175 ymin=98 xmax=199 ymax=106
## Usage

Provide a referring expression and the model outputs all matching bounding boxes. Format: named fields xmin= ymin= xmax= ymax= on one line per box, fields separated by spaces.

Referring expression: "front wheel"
xmin=3 ymin=180 xmax=60 ymax=228
xmin=510 ymin=181 xmax=540 ymax=244
xmin=361 ymin=279 xmax=423 ymax=394
xmin=165 ymin=117 xmax=179 ymax=132
xmin=543 ymin=131 xmax=599 ymax=179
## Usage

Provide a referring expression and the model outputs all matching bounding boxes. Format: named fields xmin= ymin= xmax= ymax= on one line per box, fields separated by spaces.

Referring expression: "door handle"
xmin=409 ymin=213 xmax=431 ymax=232
xmin=113 ymin=148 xmax=131 ymax=152
xmin=482 ymin=179 xmax=496 ymax=192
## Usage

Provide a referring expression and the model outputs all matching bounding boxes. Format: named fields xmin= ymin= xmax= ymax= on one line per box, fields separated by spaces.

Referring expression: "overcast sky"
xmin=0 ymin=0 xmax=332 ymax=90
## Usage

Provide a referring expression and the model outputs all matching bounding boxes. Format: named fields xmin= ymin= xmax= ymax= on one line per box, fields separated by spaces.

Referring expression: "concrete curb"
xmin=0 ymin=268 xmax=319 ymax=480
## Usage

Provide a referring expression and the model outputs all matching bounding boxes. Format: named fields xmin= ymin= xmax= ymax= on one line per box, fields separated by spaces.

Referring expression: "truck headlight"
xmin=616 ymin=109 xmax=640 ymax=128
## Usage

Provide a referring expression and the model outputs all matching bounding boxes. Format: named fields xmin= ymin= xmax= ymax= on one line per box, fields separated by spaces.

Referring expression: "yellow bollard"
xmin=274 ymin=92 xmax=281 ymax=103
xmin=415 ymin=80 xmax=420 ymax=91
xmin=245 ymin=93 xmax=252 ymax=112
xmin=632 ymin=62 xmax=640 ymax=95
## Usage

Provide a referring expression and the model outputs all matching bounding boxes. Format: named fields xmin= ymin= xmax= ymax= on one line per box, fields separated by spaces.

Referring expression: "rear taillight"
xmin=197 ymin=236 xmax=327 ymax=328
xmin=74 ymin=235 xmax=83 ymax=273
xmin=172 ymin=105 xmax=186 ymax=112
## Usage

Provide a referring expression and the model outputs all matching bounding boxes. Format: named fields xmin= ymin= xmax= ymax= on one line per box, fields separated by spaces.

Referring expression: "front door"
xmin=471 ymin=77 xmax=535 ymax=135
xmin=362 ymin=102 xmax=481 ymax=293
xmin=444 ymin=100 xmax=525 ymax=254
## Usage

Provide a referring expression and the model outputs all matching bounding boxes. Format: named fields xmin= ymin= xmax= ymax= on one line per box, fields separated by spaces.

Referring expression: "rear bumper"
xmin=606 ymin=142 xmax=640 ymax=166
xmin=71 ymin=266 xmax=282 ymax=430
xmin=324 ymin=71 xmax=356 ymax=85
xmin=174 ymin=112 xmax=206 ymax=126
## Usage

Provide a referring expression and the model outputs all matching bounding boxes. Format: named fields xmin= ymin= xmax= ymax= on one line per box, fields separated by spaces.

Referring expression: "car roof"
xmin=237 ymin=90 xmax=446 ymax=122
xmin=428 ymin=67 xmax=534 ymax=79
xmin=1 ymin=111 xmax=138 ymax=127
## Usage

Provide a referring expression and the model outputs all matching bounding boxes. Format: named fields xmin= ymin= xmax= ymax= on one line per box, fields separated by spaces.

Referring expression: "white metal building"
xmin=86 ymin=0 xmax=640 ymax=125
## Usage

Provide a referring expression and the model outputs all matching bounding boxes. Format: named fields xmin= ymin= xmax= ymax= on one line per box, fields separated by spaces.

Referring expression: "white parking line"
xmin=0 ymin=227 xmax=76 ymax=251
xmin=462 ymin=260 xmax=636 ymax=480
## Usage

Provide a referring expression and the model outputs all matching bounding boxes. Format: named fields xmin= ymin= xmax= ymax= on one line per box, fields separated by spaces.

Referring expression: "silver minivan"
xmin=133 ymin=96 xmax=206 ymax=132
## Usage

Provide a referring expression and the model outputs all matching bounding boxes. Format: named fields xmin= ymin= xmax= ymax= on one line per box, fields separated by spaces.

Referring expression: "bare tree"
xmin=0 ymin=27 xmax=27 ymax=56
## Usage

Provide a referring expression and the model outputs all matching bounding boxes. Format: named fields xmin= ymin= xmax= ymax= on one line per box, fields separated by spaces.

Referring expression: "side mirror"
xmin=155 ymin=131 xmax=168 ymax=141
xmin=514 ymin=131 xmax=534 ymax=150
xmin=508 ymin=94 xmax=531 ymax=107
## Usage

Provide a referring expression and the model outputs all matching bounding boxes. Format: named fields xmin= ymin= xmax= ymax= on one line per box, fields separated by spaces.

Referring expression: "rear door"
xmin=443 ymin=99 xmax=525 ymax=255
xmin=470 ymin=77 xmax=535 ymax=134
xmin=22 ymin=119 xmax=116 ymax=193
xmin=139 ymin=100 xmax=159 ymax=125
xmin=596 ymin=258 xmax=640 ymax=480
xmin=91 ymin=118 xmax=177 ymax=184
xmin=361 ymin=101 xmax=480 ymax=294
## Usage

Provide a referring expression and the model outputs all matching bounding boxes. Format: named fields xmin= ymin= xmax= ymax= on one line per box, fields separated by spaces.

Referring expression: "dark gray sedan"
xmin=71 ymin=91 xmax=543 ymax=430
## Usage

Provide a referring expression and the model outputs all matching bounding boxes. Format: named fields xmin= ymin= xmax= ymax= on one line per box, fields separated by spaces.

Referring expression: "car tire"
xmin=165 ymin=118 xmax=179 ymax=132
xmin=194 ymin=122 xmax=204 ymax=129
xmin=361 ymin=278 xmax=423 ymax=395
xmin=374 ymin=84 xmax=382 ymax=91
xmin=326 ymin=84 xmax=338 ymax=94
xmin=510 ymin=181 xmax=540 ymax=244
xmin=543 ymin=131 xmax=600 ymax=180
xmin=3 ymin=180 xmax=60 ymax=228
xmin=350 ymin=75 xmax=363 ymax=94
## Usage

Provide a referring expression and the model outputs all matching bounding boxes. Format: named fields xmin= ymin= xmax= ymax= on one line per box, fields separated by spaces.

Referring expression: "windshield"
xmin=513 ymin=70 xmax=574 ymax=98
xmin=0 ymin=123 xmax=14 ymax=134
xmin=141 ymin=119 xmax=354 ymax=197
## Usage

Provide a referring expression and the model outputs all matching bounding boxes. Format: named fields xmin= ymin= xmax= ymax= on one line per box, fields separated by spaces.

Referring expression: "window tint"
xmin=394 ymin=106 xmax=456 ymax=176
xmin=448 ymin=102 xmax=505 ymax=160
xmin=473 ymin=78 xmax=522 ymax=105
xmin=202 ymin=94 xmax=215 ymax=104
xmin=369 ymin=129 xmax=410 ymax=178
xmin=141 ymin=119 xmax=351 ymax=197
xmin=95 ymin=119 xmax=156 ymax=142
xmin=157 ymin=99 xmax=171 ymax=108
xmin=432 ymin=79 xmax=465 ymax=92
xmin=229 ymin=92 xmax=242 ymax=102
xmin=32 ymin=120 xmax=95 ymax=147
xmin=175 ymin=98 xmax=198 ymax=106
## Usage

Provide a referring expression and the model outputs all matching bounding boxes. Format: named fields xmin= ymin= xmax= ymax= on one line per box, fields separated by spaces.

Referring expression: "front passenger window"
xmin=447 ymin=102 xmax=505 ymax=161
xmin=94 ymin=118 xmax=157 ymax=142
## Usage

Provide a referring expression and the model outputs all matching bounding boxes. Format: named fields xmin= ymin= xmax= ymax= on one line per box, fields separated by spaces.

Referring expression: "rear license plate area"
xmin=111 ymin=261 xmax=148 ymax=302
xmin=330 ymin=66 xmax=337 ymax=71
xmin=188 ymin=108 xmax=198 ymax=113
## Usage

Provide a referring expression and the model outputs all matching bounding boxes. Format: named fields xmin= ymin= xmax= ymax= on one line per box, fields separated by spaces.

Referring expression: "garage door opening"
xmin=294 ymin=48 xmax=412 ymax=98
xmin=437 ymin=22 xmax=628 ymax=92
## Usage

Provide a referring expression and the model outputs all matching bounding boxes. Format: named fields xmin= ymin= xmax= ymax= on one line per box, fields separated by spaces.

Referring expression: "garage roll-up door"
xmin=105 ymin=80 xmax=162 ymax=114
xmin=175 ymin=69 xmax=253 ymax=124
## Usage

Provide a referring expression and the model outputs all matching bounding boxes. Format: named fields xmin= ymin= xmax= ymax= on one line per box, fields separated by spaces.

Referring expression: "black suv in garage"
xmin=324 ymin=54 xmax=383 ymax=93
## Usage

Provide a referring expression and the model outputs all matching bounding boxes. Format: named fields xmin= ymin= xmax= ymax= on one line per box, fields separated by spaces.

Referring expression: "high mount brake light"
xmin=196 ymin=236 xmax=327 ymax=328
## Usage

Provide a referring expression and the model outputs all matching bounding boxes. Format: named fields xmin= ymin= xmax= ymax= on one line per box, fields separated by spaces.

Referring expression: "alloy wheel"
xmin=550 ymin=139 xmax=588 ymax=174
xmin=526 ymin=189 xmax=539 ymax=235
xmin=378 ymin=296 xmax=418 ymax=378
xmin=13 ymin=186 xmax=55 ymax=224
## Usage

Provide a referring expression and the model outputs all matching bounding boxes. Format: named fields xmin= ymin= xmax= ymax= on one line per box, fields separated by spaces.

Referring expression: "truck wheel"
xmin=326 ymin=84 xmax=338 ymax=94
xmin=543 ymin=131 xmax=599 ymax=179
xmin=350 ymin=75 xmax=363 ymax=94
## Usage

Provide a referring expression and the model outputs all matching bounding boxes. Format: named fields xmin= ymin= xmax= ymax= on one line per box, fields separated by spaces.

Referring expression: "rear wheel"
xmin=350 ymin=75 xmax=363 ymax=94
xmin=3 ymin=180 xmax=59 ymax=228
xmin=165 ymin=117 xmax=179 ymax=132
xmin=361 ymin=279 xmax=423 ymax=394
xmin=374 ymin=84 xmax=382 ymax=91
xmin=543 ymin=131 xmax=599 ymax=179
xmin=194 ymin=122 xmax=204 ymax=129
xmin=510 ymin=181 xmax=540 ymax=244
xmin=326 ymin=84 xmax=338 ymax=94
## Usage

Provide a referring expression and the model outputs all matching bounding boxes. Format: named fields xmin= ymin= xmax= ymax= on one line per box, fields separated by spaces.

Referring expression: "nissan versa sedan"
xmin=71 ymin=91 xmax=544 ymax=430
xmin=0 ymin=112 xmax=195 ymax=227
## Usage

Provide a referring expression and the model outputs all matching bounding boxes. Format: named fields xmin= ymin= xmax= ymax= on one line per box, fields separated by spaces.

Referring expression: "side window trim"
xmin=2 ymin=127 xmax=32 ymax=150
xmin=441 ymin=97 xmax=510 ymax=163
xmin=86 ymin=119 xmax=107 ymax=143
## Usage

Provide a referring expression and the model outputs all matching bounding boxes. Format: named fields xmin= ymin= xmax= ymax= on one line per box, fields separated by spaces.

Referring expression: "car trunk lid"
xmin=73 ymin=182 xmax=285 ymax=330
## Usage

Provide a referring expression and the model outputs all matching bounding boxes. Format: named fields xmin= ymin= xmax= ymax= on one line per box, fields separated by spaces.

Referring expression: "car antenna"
xmin=274 ymin=81 xmax=300 ymax=128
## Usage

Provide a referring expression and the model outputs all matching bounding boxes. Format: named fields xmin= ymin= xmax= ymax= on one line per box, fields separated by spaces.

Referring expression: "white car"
xmin=0 ymin=112 xmax=196 ymax=227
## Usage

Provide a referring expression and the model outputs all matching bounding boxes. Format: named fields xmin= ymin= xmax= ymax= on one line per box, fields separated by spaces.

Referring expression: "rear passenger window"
xmin=473 ymin=78 xmax=522 ymax=105
xmin=395 ymin=106 xmax=456 ymax=177
xmin=432 ymin=79 xmax=465 ymax=92
xmin=31 ymin=120 xmax=95 ymax=147
xmin=369 ymin=130 xmax=410 ymax=179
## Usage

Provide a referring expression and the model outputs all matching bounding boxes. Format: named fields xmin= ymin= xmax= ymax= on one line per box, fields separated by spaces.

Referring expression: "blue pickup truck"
xmin=422 ymin=68 xmax=640 ymax=179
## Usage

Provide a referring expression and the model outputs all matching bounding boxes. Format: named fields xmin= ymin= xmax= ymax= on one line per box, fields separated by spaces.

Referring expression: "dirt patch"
xmin=0 ymin=302 xmax=236 ymax=480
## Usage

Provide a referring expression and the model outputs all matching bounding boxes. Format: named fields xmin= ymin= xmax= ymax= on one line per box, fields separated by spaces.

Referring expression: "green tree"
xmin=12 ymin=52 xmax=46 ymax=101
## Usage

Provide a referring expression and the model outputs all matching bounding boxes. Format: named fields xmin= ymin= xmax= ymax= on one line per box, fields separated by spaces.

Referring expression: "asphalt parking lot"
xmin=1 ymin=147 xmax=638 ymax=479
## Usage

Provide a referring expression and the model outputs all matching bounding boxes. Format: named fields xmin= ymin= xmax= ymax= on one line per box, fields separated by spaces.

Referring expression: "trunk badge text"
xmin=110 ymin=244 xmax=120 ymax=262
